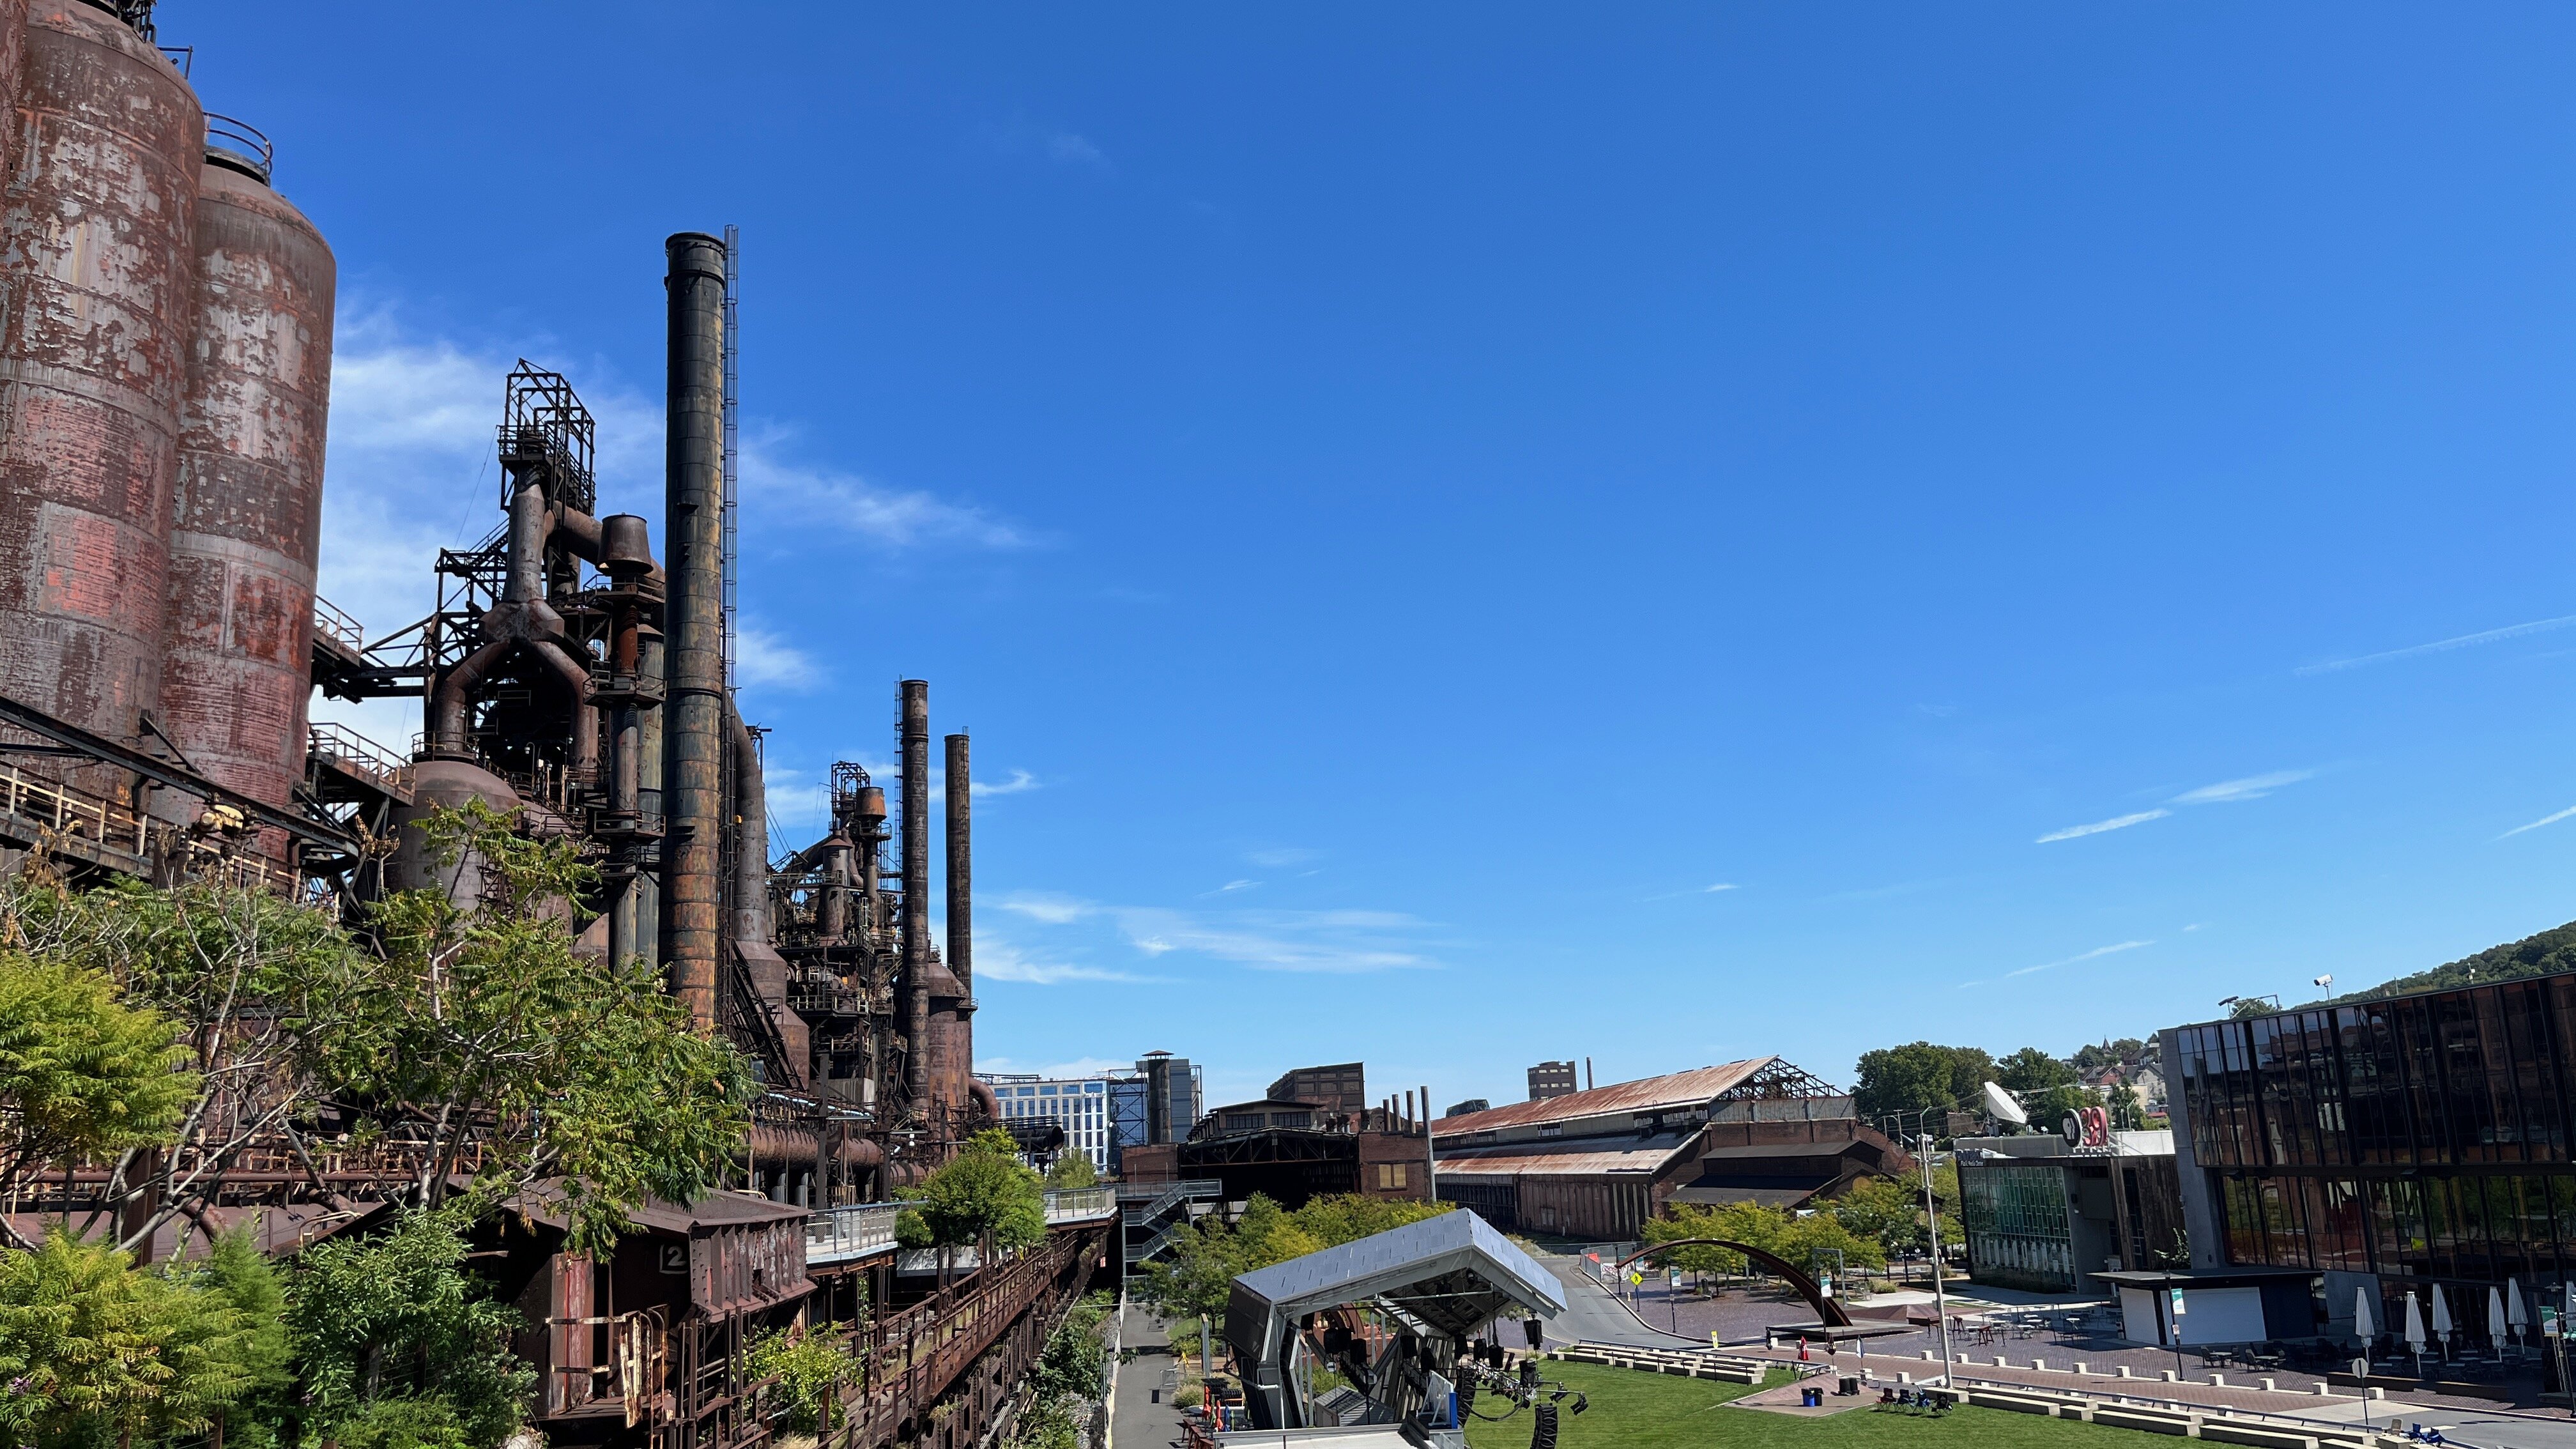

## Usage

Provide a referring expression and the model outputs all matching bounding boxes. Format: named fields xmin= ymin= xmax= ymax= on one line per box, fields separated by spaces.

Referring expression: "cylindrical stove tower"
xmin=160 ymin=146 xmax=335 ymax=849
xmin=0 ymin=3 xmax=203 ymax=793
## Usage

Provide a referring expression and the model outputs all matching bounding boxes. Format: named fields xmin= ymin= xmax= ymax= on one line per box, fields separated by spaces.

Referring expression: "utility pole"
xmin=1920 ymin=1133 xmax=1954 ymax=1389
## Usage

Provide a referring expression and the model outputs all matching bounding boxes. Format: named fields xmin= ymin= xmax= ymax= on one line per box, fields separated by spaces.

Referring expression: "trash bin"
xmin=1839 ymin=1376 xmax=1861 ymax=1397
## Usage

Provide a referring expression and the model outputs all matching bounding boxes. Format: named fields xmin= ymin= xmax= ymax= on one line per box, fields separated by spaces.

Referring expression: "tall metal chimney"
xmin=901 ymin=678 xmax=930 ymax=1104
xmin=945 ymin=732 xmax=971 ymax=992
xmin=661 ymin=232 xmax=726 ymax=1029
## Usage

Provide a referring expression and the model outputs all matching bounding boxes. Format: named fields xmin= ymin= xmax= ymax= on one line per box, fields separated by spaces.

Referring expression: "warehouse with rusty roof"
xmin=1431 ymin=1057 xmax=1915 ymax=1239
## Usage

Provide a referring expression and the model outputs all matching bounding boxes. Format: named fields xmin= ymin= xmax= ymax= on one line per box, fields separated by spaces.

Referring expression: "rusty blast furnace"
xmin=0 ymin=2 xmax=992 ymax=1200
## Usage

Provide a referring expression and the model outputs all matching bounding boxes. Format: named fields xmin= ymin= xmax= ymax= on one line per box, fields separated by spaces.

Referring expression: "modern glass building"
xmin=2163 ymin=972 xmax=2576 ymax=1337
xmin=978 ymin=1072 xmax=1123 ymax=1174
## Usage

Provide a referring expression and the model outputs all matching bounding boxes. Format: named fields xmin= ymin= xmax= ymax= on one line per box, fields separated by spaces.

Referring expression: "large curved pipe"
xmin=528 ymin=638 xmax=599 ymax=782
xmin=969 ymin=1078 xmax=1000 ymax=1121
xmin=429 ymin=637 xmax=512 ymax=758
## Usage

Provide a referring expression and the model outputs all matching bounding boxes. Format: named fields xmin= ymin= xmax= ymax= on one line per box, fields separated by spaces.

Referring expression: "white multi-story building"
xmin=980 ymin=1072 xmax=1120 ymax=1174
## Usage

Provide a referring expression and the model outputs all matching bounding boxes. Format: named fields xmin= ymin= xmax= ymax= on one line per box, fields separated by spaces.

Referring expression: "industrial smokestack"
xmin=728 ymin=705 xmax=770 ymax=951
xmin=661 ymin=231 xmax=727 ymax=1028
xmin=901 ymin=679 xmax=930 ymax=1104
xmin=945 ymin=732 xmax=970 ymax=992
xmin=1585 ymin=1057 xmax=1594 ymax=1091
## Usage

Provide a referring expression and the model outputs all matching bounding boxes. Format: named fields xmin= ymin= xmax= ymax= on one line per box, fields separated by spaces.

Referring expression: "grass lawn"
xmin=1464 ymin=1361 xmax=2147 ymax=1449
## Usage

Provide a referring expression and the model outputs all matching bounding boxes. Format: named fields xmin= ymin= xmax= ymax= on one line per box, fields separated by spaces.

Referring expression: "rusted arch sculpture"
xmin=1616 ymin=1239 xmax=1853 ymax=1329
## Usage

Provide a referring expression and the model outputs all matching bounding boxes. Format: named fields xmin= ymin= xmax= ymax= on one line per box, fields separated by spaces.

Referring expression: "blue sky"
xmin=239 ymin=4 xmax=2576 ymax=1109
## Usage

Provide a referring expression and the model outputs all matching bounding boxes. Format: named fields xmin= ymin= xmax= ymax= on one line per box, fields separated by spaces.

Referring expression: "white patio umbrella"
xmin=2404 ymin=1290 xmax=2428 ymax=1367
xmin=2354 ymin=1287 xmax=2376 ymax=1350
xmin=2489 ymin=1287 xmax=2508 ymax=1351
xmin=2433 ymin=1284 xmax=2455 ymax=1357
xmin=2508 ymin=1280 xmax=2530 ymax=1345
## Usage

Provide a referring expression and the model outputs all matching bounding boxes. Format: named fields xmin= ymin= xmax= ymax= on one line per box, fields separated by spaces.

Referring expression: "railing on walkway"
xmin=1045 ymin=1186 xmax=1116 ymax=1224
xmin=312 ymin=595 xmax=365 ymax=652
xmin=808 ymin=1203 xmax=904 ymax=1264
xmin=0 ymin=762 xmax=298 ymax=894
xmin=309 ymin=721 xmax=414 ymax=794
xmin=820 ymin=1223 xmax=1110 ymax=1449
xmin=806 ymin=1187 xmax=1121 ymax=1266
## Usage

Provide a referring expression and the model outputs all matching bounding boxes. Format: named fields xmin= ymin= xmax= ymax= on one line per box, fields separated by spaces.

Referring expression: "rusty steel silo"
xmin=0 ymin=2 xmax=203 ymax=792
xmin=160 ymin=125 xmax=335 ymax=829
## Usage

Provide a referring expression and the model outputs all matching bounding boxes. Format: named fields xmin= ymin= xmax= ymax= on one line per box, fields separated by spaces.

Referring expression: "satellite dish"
xmin=1979 ymin=1080 xmax=2027 ymax=1125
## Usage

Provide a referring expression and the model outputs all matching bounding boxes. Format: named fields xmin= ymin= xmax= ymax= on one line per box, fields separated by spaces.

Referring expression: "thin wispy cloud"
xmin=1644 ymin=882 xmax=1741 ymax=901
xmin=745 ymin=437 xmax=1029 ymax=549
xmin=2172 ymin=770 xmax=2312 ymax=804
xmin=973 ymin=770 xmax=1040 ymax=797
xmin=2297 ymin=615 xmax=2576 ymax=676
xmin=2038 ymin=769 xmax=2316 ymax=843
xmin=2006 ymin=939 xmax=2153 ymax=979
xmin=1962 ymin=939 xmax=2154 ymax=988
xmin=1248 ymin=847 xmax=1322 ymax=869
xmin=972 ymin=937 xmax=1153 ymax=986
xmin=2036 ymin=809 xmax=2170 ymax=843
xmin=1208 ymin=880 xmax=1261 ymax=895
xmin=1000 ymin=893 xmax=1096 ymax=926
xmin=734 ymin=624 xmax=816 ymax=691
xmin=1046 ymin=132 xmax=1110 ymax=169
xmin=2500 ymin=805 xmax=2576 ymax=839
xmin=1002 ymin=891 xmax=1439 ymax=974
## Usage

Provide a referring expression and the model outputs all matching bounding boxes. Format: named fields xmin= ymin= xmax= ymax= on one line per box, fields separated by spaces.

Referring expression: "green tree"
xmin=912 ymin=1130 xmax=1048 ymax=1263
xmin=2070 ymin=1038 xmax=2150 ymax=1075
xmin=355 ymin=802 xmax=753 ymax=1253
xmin=749 ymin=1322 xmax=850 ymax=1435
xmin=176 ymin=1229 xmax=294 ymax=1449
xmin=1851 ymin=1043 xmax=1993 ymax=1128
xmin=1775 ymin=1210 xmax=1883 ymax=1273
xmin=1995 ymin=1046 xmax=2092 ymax=1133
xmin=4 ymin=876 xmax=376 ymax=1255
xmin=283 ymin=1208 xmax=532 ymax=1449
xmin=0 ymin=956 xmax=195 ymax=1245
xmin=1995 ymin=1047 xmax=2073 ymax=1094
xmin=1138 ymin=1195 xmax=1324 ymax=1321
xmin=2107 ymin=1080 xmax=2148 ymax=1131
xmin=1043 ymin=1153 xmax=1098 ymax=1189
xmin=0 ymin=1227 xmax=259 ymax=1449
xmin=1284 ymin=1195 xmax=1450 ymax=1248
xmin=1832 ymin=1176 xmax=1928 ymax=1259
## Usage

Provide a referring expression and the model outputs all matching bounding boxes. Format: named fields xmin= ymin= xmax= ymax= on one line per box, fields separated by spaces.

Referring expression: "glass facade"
xmin=1961 ymin=1161 xmax=2077 ymax=1291
xmin=980 ymin=1073 xmax=1124 ymax=1174
xmin=2174 ymin=975 xmax=2576 ymax=1293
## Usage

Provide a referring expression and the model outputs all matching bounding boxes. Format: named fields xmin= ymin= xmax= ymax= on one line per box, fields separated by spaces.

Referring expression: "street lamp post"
xmin=1920 ymin=1133 xmax=1956 ymax=1390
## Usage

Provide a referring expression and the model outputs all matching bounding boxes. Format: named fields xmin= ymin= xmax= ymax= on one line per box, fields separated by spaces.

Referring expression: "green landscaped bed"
xmin=1463 ymin=1360 xmax=2149 ymax=1449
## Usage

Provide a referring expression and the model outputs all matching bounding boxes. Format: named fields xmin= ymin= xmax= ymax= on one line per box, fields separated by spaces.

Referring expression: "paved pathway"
xmin=1531 ymin=1250 xmax=1707 ymax=1350
xmin=1109 ymin=1303 xmax=1183 ymax=1449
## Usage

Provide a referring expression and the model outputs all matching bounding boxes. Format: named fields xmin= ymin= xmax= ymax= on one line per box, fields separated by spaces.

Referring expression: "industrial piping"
xmin=661 ymin=232 xmax=728 ymax=1029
